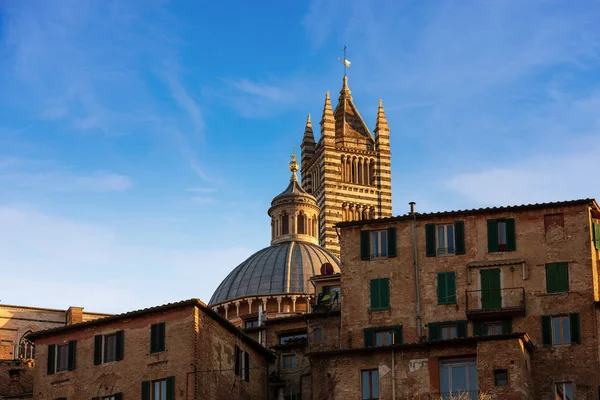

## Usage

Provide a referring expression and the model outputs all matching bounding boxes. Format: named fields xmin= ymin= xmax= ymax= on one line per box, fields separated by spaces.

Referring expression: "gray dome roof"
xmin=271 ymin=179 xmax=316 ymax=205
xmin=209 ymin=241 xmax=340 ymax=305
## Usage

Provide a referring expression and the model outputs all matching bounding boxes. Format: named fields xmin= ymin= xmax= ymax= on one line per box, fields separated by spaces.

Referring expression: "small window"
xmin=437 ymin=224 xmax=455 ymax=255
xmin=552 ymin=315 xmax=571 ymax=345
xmin=555 ymin=382 xmax=573 ymax=400
xmin=361 ymin=369 xmax=379 ymax=400
xmin=312 ymin=327 xmax=323 ymax=342
xmin=374 ymin=330 xmax=393 ymax=347
xmin=494 ymin=369 xmax=508 ymax=386
xmin=56 ymin=344 xmax=69 ymax=372
xmin=497 ymin=220 xmax=508 ymax=251
xmin=485 ymin=322 xmax=503 ymax=335
xmin=282 ymin=354 xmax=297 ymax=369
xmin=244 ymin=319 xmax=259 ymax=329
xmin=441 ymin=325 xmax=458 ymax=340
xmin=371 ymin=231 xmax=388 ymax=259
xmin=103 ymin=333 xmax=117 ymax=362
xmin=278 ymin=333 xmax=307 ymax=345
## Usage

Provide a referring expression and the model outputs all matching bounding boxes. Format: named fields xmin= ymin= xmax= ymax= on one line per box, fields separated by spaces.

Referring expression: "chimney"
xmin=409 ymin=202 xmax=416 ymax=215
xmin=66 ymin=307 xmax=84 ymax=325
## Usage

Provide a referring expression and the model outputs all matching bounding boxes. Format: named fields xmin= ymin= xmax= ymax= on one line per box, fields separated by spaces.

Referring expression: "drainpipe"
xmin=410 ymin=202 xmax=422 ymax=338
xmin=392 ymin=334 xmax=396 ymax=400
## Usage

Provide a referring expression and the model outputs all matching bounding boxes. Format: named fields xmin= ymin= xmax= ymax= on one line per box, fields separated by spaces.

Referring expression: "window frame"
xmin=436 ymin=224 xmax=455 ymax=256
xmin=440 ymin=324 xmax=458 ymax=340
xmin=370 ymin=230 xmax=388 ymax=259
xmin=439 ymin=358 xmax=477 ymax=398
xmin=361 ymin=368 xmax=379 ymax=400
xmin=374 ymin=329 xmax=393 ymax=347
xmin=278 ymin=332 xmax=308 ymax=345
xmin=282 ymin=354 xmax=297 ymax=370
xmin=484 ymin=322 xmax=503 ymax=336
xmin=551 ymin=314 xmax=571 ymax=345
xmin=103 ymin=333 xmax=118 ymax=363
xmin=554 ymin=381 xmax=574 ymax=400
xmin=152 ymin=378 xmax=167 ymax=400
xmin=244 ymin=318 xmax=259 ymax=329
xmin=18 ymin=331 xmax=35 ymax=360
xmin=494 ymin=369 xmax=508 ymax=386
xmin=312 ymin=327 xmax=323 ymax=342
xmin=56 ymin=344 xmax=69 ymax=372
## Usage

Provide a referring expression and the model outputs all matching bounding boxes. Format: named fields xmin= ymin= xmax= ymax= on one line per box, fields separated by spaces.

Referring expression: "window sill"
xmin=150 ymin=350 xmax=166 ymax=355
xmin=370 ymin=308 xmax=390 ymax=312
xmin=545 ymin=290 xmax=569 ymax=295
xmin=437 ymin=302 xmax=457 ymax=306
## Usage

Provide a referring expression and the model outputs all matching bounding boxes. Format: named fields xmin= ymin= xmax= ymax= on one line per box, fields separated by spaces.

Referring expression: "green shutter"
xmin=502 ymin=319 xmax=512 ymax=334
xmin=158 ymin=322 xmax=166 ymax=352
xmin=116 ymin=330 xmax=124 ymax=361
xmin=364 ymin=328 xmax=374 ymax=347
xmin=447 ymin=273 xmax=456 ymax=303
xmin=114 ymin=394 xmax=123 ymax=400
xmin=94 ymin=335 xmax=102 ymax=365
xmin=387 ymin=227 xmax=397 ymax=258
xmin=150 ymin=324 xmax=158 ymax=353
xmin=437 ymin=273 xmax=447 ymax=304
xmin=541 ymin=315 xmax=552 ymax=346
xmin=506 ymin=218 xmax=516 ymax=251
xmin=426 ymin=224 xmax=436 ymax=257
xmin=166 ymin=376 xmax=175 ymax=400
xmin=244 ymin=352 xmax=250 ymax=382
xmin=457 ymin=321 xmax=467 ymax=338
xmin=370 ymin=279 xmax=380 ymax=310
xmin=487 ymin=219 xmax=498 ymax=253
xmin=392 ymin=326 xmax=403 ymax=344
xmin=47 ymin=344 xmax=56 ymax=375
xmin=380 ymin=278 xmax=390 ymax=309
xmin=570 ymin=313 xmax=580 ymax=344
xmin=594 ymin=223 xmax=600 ymax=250
xmin=234 ymin=346 xmax=240 ymax=375
xmin=360 ymin=230 xmax=371 ymax=260
xmin=142 ymin=381 xmax=150 ymax=400
xmin=67 ymin=340 xmax=76 ymax=371
xmin=473 ymin=321 xmax=484 ymax=336
xmin=545 ymin=263 xmax=556 ymax=293
xmin=428 ymin=323 xmax=439 ymax=341
xmin=454 ymin=221 xmax=465 ymax=255
xmin=557 ymin=263 xmax=569 ymax=292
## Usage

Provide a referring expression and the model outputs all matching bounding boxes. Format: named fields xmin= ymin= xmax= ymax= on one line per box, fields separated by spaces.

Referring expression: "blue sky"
xmin=1 ymin=0 xmax=599 ymax=313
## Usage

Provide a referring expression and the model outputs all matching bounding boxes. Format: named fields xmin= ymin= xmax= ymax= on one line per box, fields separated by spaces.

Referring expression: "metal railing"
xmin=466 ymin=287 xmax=525 ymax=313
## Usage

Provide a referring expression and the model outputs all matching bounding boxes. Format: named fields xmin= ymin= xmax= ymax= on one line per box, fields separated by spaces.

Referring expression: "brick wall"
xmin=0 ymin=360 xmax=34 ymax=398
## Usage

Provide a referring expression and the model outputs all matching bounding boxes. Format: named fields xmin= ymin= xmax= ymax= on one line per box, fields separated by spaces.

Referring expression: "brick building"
xmin=27 ymin=299 xmax=273 ymax=400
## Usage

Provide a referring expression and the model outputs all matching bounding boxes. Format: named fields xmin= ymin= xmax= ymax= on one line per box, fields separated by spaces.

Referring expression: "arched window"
xmin=297 ymin=213 xmax=306 ymax=234
xmin=18 ymin=331 xmax=35 ymax=359
xmin=282 ymin=213 xmax=289 ymax=235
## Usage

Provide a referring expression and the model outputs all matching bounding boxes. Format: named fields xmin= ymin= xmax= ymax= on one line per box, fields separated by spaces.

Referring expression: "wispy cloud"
xmin=187 ymin=187 xmax=218 ymax=193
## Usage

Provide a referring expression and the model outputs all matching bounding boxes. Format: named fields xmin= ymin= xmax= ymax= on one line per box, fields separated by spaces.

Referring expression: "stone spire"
xmin=333 ymin=76 xmax=372 ymax=145
xmin=301 ymin=114 xmax=315 ymax=166
xmin=374 ymin=99 xmax=390 ymax=152
xmin=320 ymin=91 xmax=335 ymax=146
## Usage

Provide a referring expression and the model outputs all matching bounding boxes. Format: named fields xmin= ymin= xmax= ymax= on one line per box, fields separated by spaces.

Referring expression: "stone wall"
xmin=0 ymin=359 xmax=34 ymax=398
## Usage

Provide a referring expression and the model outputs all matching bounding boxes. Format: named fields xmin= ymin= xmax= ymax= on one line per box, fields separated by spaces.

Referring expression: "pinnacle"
xmin=339 ymin=76 xmax=352 ymax=100
xmin=375 ymin=98 xmax=389 ymax=131
xmin=306 ymin=114 xmax=312 ymax=126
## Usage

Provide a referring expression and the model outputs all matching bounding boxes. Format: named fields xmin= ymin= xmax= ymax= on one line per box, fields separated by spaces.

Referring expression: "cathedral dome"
xmin=208 ymin=241 xmax=339 ymax=306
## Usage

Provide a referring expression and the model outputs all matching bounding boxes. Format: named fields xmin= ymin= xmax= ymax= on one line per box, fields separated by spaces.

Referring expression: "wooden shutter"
xmin=244 ymin=351 xmax=250 ymax=382
xmin=545 ymin=263 xmax=556 ymax=293
xmin=67 ymin=340 xmax=77 ymax=371
xmin=557 ymin=263 xmax=569 ymax=292
xmin=502 ymin=319 xmax=512 ymax=334
xmin=447 ymin=273 xmax=456 ymax=303
xmin=487 ymin=219 xmax=498 ymax=253
xmin=363 ymin=328 xmax=374 ymax=347
xmin=142 ymin=380 xmax=150 ymax=400
xmin=370 ymin=279 xmax=380 ymax=310
xmin=473 ymin=321 xmax=484 ymax=336
xmin=114 ymin=394 xmax=123 ymax=400
xmin=234 ymin=346 xmax=240 ymax=375
xmin=94 ymin=334 xmax=102 ymax=365
xmin=570 ymin=313 xmax=580 ymax=344
xmin=541 ymin=315 xmax=552 ymax=346
xmin=506 ymin=218 xmax=516 ymax=251
xmin=454 ymin=221 xmax=465 ymax=254
xmin=425 ymin=224 xmax=436 ymax=257
xmin=457 ymin=321 xmax=467 ymax=338
xmin=360 ymin=230 xmax=371 ymax=260
xmin=392 ymin=326 xmax=403 ymax=344
xmin=594 ymin=223 xmax=600 ymax=250
xmin=150 ymin=324 xmax=158 ymax=353
xmin=166 ymin=376 xmax=175 ymax=400
xmin=158 ymin=322 xmax=166 ymax=352
xmin=116 ymin=330 xmax=124 ymax=361
xmin=428 ymin=323 xmax=439 ymax=341
xmin=387 ymin=227 xmax=397 ymax=258
xmin=380 ymin=278 xmax=390 ymax=309
xmin=437 ymin=273 xmax=447 ymax=304
xmin=47 ymin=344 xmax=56 ymax=375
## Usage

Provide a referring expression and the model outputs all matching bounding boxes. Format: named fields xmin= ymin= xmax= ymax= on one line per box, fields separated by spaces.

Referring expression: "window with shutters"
xmin=555 ymin=382 xmax=573 ymax=400
xmin=152 ymin=379 xmax=167 ymax=400
xmin=429 ymin=321 xmax=467 ymax=341
xmin=437 ymin=224 xmax=455 ymax=255
xmin=56 ymin=344 xmax=69 ymax=372
xmin=374 ymin=329 xmax=393 ymax=346
xmin=142 ymin=377 xmax=174 ymax=400
xmin=94 ymin=331 xmax=124 ymax=364
xmin=426 ymin=221 xmax=465 ymax=257
xmin=473 ymin=319 xmax=512 ymax=336
xmin=371 ymin=230 xmax=387 ymax=259
xmin=552 ymin=315 xmax=571 ymax=345
xmin=361 ymin=369 xmax=379 ymax=400
xmin=485 ymin=322 xmax=503 ymax=335
xmin=370 ymin=278 xmax=390 ymax=310
xmin=546 ymin=263 xmax=569 ymax=293
xmin=542 ymin=313 xmax=580 ymax=346
xmin=151 ymin=322 xmax=166 ymax=353
xmin=487 ymin=218 xmax=516 ymax=252
xmin=440 ymin=324 xmax=458 ymax=340
xmin=282 ymin=354 xmax=296 ymax=369
xmin=437 ymin=272 xmax=456 ymax=304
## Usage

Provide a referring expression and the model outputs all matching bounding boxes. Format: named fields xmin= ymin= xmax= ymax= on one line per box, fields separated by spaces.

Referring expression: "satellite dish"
xmin=320 ymin=263 xmax=334 ymax=275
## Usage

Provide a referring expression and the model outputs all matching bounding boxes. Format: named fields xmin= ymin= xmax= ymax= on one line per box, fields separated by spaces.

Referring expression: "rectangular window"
xmin=437 ymin=224 xmax=455 ymax=255
xmin=312 ymin=327 xmax=323 ymax=342
xmin=494 ymin=370 xmax=508 ymax=387
xmin=555 ymin=382 xmax=573 ymax=400
xmin=282 ymin=354 xmax=297 ymax=369
xmin=542 ymin=314 xmax=580 ymax=346
xmin=437 ymin=272 xmax=456 ymax=304
xmin=497 ymin=220 xmax=508 ymax=251
xmin=370 ymin=278 xmax=390 ymax=310
xmin=152 ymin=379 xmax=167 ymax=400
xmin=487 ymin=218 xmax=516 ymax=252
xmin=552 ymin=315 xmax=571 ymax=345
xmin=151 ymin=322 xmax=166 ymax=353
xmin=374 ymin=330 xmax=393 ymax=347
xmin=371 ymin=231 xmax=388 ymax=259
xmin=56 ymin=344 xmax=69 ymax=372
xmin=361 ymin=369 xmax=379 ymax=400
xmin=278 ymin=332 xmax=307 ymax=345
xmin=485 ymin=322 xmax=503 ymax=335
xmin=429 ymin=321 xmax=467 ymax=341
xmin=103 ymin=333 xmax=117 ymax=363
xmin=234 ymin=346 xmax=250 ymax=381
xmin=244 ymin=319 xmax=259 ymax=329
xmin=439 ymin=359 xmax=477 ymax=400
xmin=440 ymin=325 xmax=458 ymax=340
xmin=546 ymin=263 xmax=569 ymax=293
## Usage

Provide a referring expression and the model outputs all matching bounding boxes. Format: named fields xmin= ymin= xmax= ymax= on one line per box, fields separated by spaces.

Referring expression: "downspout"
xmin=410 ymin=202 xmax=422 ymax=338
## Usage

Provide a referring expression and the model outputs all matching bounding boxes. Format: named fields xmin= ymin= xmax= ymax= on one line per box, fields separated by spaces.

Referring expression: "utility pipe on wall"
xmin=410 ymin=202 xmax=423 ymax=338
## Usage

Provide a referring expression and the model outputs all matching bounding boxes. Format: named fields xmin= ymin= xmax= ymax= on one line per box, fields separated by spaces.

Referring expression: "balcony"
xmin=465 ymin=287 xmax=525 ymax=319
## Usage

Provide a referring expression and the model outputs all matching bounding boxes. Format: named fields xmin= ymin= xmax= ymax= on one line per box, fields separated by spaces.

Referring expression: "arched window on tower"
xmin=282 ymin=213 xmax=289 ymax=235
xmin=312 ymin=217 xmax=318 ymax=238
xmin=18 ymin=331 xmax=35 ymax=359
xmin=297 ymin=213 xmax=306 ymax=234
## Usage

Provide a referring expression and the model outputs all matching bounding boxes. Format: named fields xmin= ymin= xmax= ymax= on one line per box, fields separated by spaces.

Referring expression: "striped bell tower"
xmin=300 ymin=76 xmax=392 ymax=257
